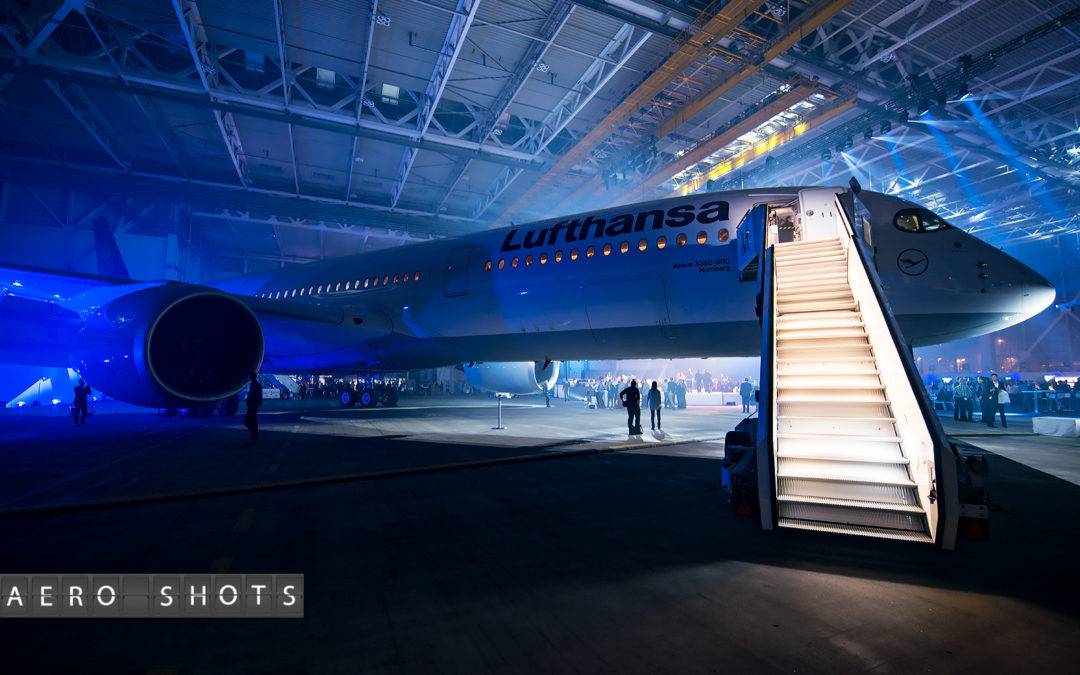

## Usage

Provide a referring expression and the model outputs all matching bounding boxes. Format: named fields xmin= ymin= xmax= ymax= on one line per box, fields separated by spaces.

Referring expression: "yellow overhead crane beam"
xmin=603 ymin=79 xmax=821 ymax=206
xmin=498 ymin=0 xmax=761 ymax=222
xmin=552 ymin=79 xmax=819 ymax=213
xmin=653 ymin=0 xmax=858 ymax=140
xmin=676 ymin=92 xmax=857 ymax=194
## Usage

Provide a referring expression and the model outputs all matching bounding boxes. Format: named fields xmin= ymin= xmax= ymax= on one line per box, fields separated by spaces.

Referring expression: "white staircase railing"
xmin=758 ymin=190 xmax=960 ymax=548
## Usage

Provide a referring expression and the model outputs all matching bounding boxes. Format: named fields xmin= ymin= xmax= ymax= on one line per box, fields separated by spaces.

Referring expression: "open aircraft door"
xmin=737 ymin=203 xmax=768 ymax=281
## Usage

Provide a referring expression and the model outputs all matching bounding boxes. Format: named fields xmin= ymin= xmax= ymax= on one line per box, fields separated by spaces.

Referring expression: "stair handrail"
xmin=834 ymin=192 xmax=960 ymax=549
xmin=755 ymin=240 xmax=778 ymax=530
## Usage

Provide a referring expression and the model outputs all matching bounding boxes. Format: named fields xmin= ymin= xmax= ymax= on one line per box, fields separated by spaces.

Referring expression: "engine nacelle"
xmin=463 ymin=361 xmax=560 ymax=395
xmin=70 ymin=284 xmax=264 ymax=408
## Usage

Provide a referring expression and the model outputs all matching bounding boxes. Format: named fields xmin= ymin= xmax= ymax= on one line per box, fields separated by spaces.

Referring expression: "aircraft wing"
xmin=0 ymin=262 xmax=139 ymax=303
xmin=0 ymin=263 xmax=392 ymax=368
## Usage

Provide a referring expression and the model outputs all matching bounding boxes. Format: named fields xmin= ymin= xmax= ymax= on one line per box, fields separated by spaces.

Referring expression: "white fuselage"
xmin=214 ymin=188 xmax=1054 ymax=373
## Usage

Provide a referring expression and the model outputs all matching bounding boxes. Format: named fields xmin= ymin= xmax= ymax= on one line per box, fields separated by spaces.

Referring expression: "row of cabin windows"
xmin=483 ymin=229 xmax=729 ymax=271
xmin=255 ymin=271 xmax=422 ymax=300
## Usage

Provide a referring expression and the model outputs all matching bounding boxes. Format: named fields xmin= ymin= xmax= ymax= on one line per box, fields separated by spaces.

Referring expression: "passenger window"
xmin=299 ymin=288 xmax=306 ymax=296
xmin=373 ymin=277 xmax=380 ymax=287
xmin=393 ymin=274 xmax=399 ymax=284
xmin=335 ymin=282 xmax=341 ymax=291
xmin=555 ymin=250 xmax=563 ymax=262
xmin=414 ymin=271 xmax=420 ymax=281
xmin=602 ymin=244 xmax=611 ymax=256
xmin=355 ymin=279 xmax=361 ymax=288
xmin=638 ymin=239 xmax=647 ymax=251
xmin=382 ymin=275 xmax=390 ymax=285
xmin=718 ymin=229 xmax=730 ymax=242
xmin=676 ymin=234 xmax=687 ymax=246
xmin=570 ymin=249 xmax=579 ymax=261
xmin=511 ymin=257 xmax=519 ymax=268
xmin=364 ymin=279 xmax=370 ymax=288
xmin=696 ymin=231 xmax=707 ymax=244
xmin=345 ymin=281 xmax=351 ymax=290
xmin=586 ymin=246 xmax=595 ymax=258
xmin=525 ymin=255 xmax=533 ymax=266
xmin=657 ymin=236 xmax=666 ymax=249
xmin=620 ymin=241 xmax=629 ymax=254
xmin=291 ymin=289 xmax=297 ymax=297
xmin=895 ymin=208 xmax=951 ymax=232
xmin=308 ymin=286 xmax=315 ymax=294
xmin=484 ymin=260 xmax=492 ymax=271
xmin=498 ymin=259 xmax=506 ymax=270
xmin=540 ymin=253 xmax=548 ymax=264
xmin=317 ymin=285 xmax=323 ymax=293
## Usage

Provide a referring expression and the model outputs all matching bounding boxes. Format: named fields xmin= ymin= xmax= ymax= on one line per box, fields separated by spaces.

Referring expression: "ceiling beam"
xmin=468 ymin=23 xmax=648 ymax=220
xmin=0 ymin=56 xmax=544 ymax=172
xmin=389 ymin=0 xmax=480 ymax=208
xmin=345 ymin=0 xmax=379 ymax=203
xmin=437 ymin=0 xmax=574 ymax=212
xmin=171 ymin=0 xmax=251 ymax=187
xmin=653 ymin=0 xmax=858 ymax=141
xmin=496 ymin=0 xmax=763 ymax=223
xmin=42 ymin=79 xmax=130 ymax=169
xmin=271 ymin=0 xmax=300 ymax=195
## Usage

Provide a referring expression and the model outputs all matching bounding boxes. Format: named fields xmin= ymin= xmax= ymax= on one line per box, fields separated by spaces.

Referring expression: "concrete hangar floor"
xmin=0 ymin=396 xmax=1078 ymax=673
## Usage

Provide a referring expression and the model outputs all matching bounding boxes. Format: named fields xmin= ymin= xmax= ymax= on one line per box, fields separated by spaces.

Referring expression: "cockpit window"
xmin=894 ymin=208 xmax=951 ymax=233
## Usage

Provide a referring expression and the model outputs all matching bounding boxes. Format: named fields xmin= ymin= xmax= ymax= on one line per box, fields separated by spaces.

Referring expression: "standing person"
xmin=619 ymin=379 xmax=642 ymax=435
xmin=245 ymin=372 xmax=263 ymax=442
xmin=72 ymin=378 xmax=91 ymax=426
xmin=977 ymin=376 xmax=995 ymax=428
xmin=543 ymin=383 xmax=550 ymax=408
xmin=646 ymin=381 xmax=662 ymax=430
xmin=953 ymin=376 xmax=973 ymax=422
xmin=991 ymin=373 xmax=1008 ymax=428
xmin=739 ymin=377 xmax=753 ymax=413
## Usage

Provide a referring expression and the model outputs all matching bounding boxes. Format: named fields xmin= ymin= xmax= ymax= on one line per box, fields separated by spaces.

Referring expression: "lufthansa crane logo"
xmin=897 ymin=248 xmax=928 ymax=276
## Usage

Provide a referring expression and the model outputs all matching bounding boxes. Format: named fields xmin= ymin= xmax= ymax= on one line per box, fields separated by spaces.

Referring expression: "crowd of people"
xmin=931 ymin=374 xmax=1079 ymax=424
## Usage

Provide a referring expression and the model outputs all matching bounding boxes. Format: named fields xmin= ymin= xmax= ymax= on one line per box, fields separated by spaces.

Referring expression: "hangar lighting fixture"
xmin=376 ymin=14 xmax=391 ymax=27
xmin=670 ymin=88 xmax=828 ymax=193
xmin=767 ymin=1 xmax=786 ymax=18
xmin=536 ymin=61 xmax=549 ymax=72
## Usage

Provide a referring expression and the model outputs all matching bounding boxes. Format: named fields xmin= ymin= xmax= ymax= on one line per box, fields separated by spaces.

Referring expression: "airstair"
xmin=751 ymin=188 xmax=960 ymax=548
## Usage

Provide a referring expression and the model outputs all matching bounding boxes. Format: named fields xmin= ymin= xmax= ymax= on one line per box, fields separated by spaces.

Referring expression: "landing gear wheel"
xmin=359 ymin=388 xmax=377 ymax=408
xmin=339 ymin=389 xmax=357 ymax=408
xmin=378 ymin=386 xmax=398 ymax=407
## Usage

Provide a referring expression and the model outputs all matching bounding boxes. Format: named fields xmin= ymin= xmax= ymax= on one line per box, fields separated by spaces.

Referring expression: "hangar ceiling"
xmin=0 ymin=0 xmax=1078 ymax=272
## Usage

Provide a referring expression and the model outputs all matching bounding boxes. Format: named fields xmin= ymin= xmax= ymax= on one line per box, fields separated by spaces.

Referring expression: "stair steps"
xmin=768 ymin=237 xmax=931 ymax=543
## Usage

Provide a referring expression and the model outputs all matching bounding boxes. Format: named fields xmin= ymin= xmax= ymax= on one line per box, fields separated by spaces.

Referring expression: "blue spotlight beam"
xmin=917 ymin=110 xmax=986 ymax=210
xmin=962 ymin=96 xmax=1065 ymax=217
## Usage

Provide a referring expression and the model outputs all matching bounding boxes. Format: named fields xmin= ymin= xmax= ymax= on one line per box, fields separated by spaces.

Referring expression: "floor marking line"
xmin=0 ymin=436 xmax=721 ymax=520
xmin=0 ymin=428 xmax=201 ymax=509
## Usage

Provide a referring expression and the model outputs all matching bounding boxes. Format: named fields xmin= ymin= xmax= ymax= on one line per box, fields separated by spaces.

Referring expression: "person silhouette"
xmin=72 ymin=379 xmax=91 ymax=425
xmin=244 ymin=372 xmax=263 ymax=442
xmin=619 ymin=379 xmax=642 ymax=435
xmin=646 ymin=381 xmax=662 ymax=430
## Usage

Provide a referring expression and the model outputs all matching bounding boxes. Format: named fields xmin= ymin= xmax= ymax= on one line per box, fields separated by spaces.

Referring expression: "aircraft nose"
xmin=1021 ymin=275 xmax=1056 ymax=317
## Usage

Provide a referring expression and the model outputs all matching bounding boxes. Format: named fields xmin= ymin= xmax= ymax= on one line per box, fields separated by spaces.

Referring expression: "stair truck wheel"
xmin=339 ymin=389 xmax=357 ymax=408
xmin=359 ymin=388 xmax=377 ymax=408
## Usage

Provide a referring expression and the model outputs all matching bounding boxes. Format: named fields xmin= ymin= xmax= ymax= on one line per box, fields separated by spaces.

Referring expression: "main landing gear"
xmin=339 ymin=384 xmax=398 ymax=408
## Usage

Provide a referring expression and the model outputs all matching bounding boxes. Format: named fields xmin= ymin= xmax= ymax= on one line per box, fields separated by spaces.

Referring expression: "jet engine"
xmin=70 ymin=284 xmax=264 ymax=408
xmin=462 ymin=360 xmax=560 ymax=395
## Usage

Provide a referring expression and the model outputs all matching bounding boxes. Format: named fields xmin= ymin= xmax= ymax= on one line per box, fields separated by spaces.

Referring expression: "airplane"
xmin=0 ymin=186 xmax=1056 ymax=411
